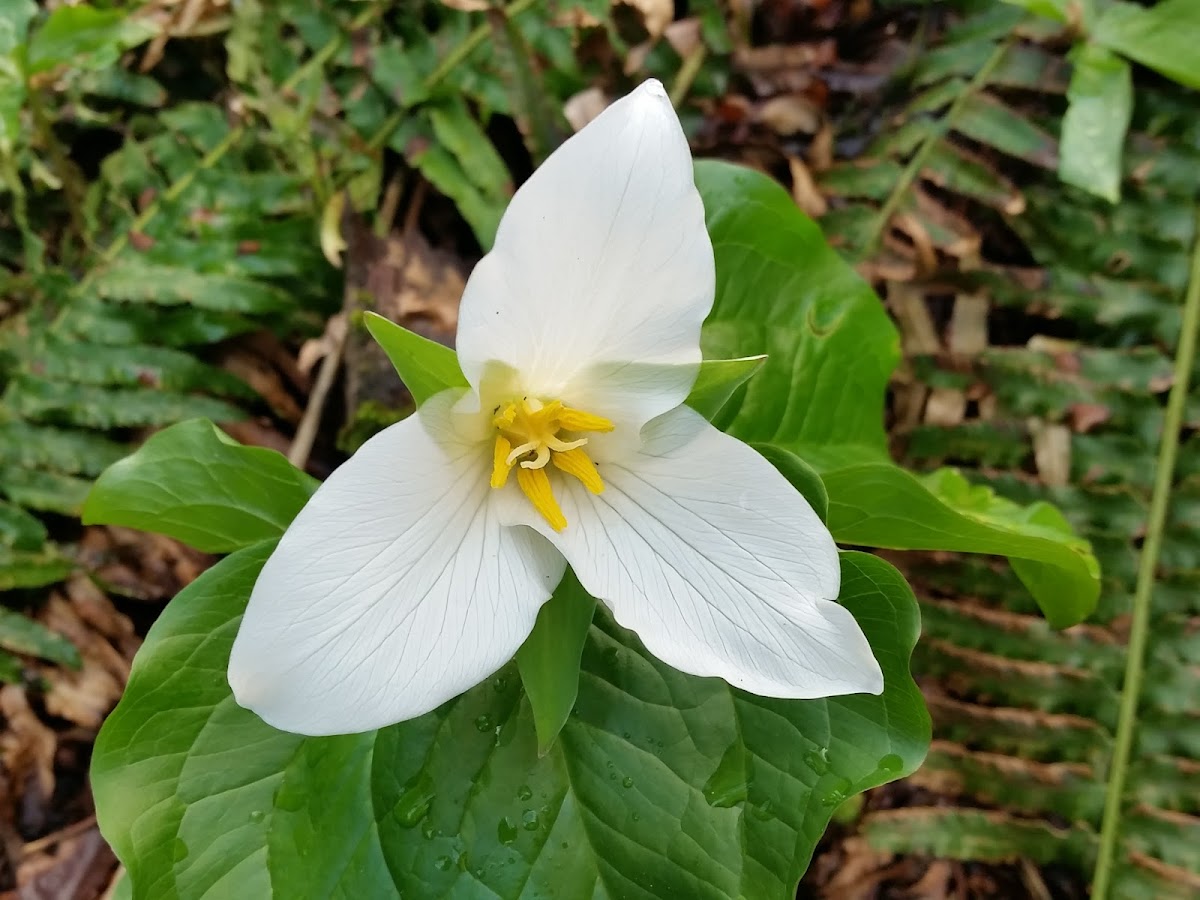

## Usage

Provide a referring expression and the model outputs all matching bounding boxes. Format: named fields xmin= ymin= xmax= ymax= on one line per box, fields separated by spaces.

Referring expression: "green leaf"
xmin=0 ymin=499 xmax=47 ymax=551
xmin=0 ymin=650 xmax=21 ymax=684
xmin=695 ymin=159 xmax=899 ymax=471
xmin=83 ymin=420 xmax=317 ymax=553
xmin=0 ymin=604 xmax=80 ymax=666
xmin=823 ymin=465 xmax=1100 ymax=627
xmin=685 ymin=355 xmax=766 ymax=420
xmin=363 ymin=312 xmax=468 ymax=405
xmin=92 ymin=260 xmax=292 ymax=314
xmin=515 ymin=569 xmax=596 ymax=755
xmin=6 ymin=376 xmax=246 ymax=429
xmin=752 ymin=442 xmax=829 ymax=523
xmin=0 ymin=466 xmax=91 ymax=515
xmin=1000 ymin=0 xmax=1074 ymax=24
xmin=954 ymin=94 xmax=1059 ymax=169
xmin=1094 ymin=0 xmax=1200 ymax=90
xmin=94 ymin=546 xmax=926 ymax=900
xmin=1059 ymin=44 xmax=1132 ymax=203
xmin=27 ymin=4 xmax=156 ymax=74
xmin=694 ymin=161 xmax=1099 ymax=626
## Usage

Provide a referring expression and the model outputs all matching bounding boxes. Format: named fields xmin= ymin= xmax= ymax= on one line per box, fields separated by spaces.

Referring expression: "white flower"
xmin=228 ymin=79 xmax=883 ymax=736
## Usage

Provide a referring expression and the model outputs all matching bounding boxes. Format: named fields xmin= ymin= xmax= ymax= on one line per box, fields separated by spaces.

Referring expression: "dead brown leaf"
xmin=16 ymin=826 xmax=116 ymax=900
xmin=297 ymin=313 xmax=349 ymax=376
xmin=564 ymin=87 xmax=609 ymax=133
xmin=787 ymin=157 xmax=827 ymax=218
xmin=1069 ymin=403 xmax=1110 ymax=433
xmin=38 ymin=595 xmax=130 ymax=730
xmin=0 ymin=688 xmax=56 ymax=812
xmin=925 ymin=388 xmax=967 ymax=428
xmin=947 ymin=295 xmax=989 ymax=356
xmin=217 ymin=348 xmax=304 ymax=424
xmin=755 ymin=93 xmax=822 ymax=136
xmin=621 ymin=0 xmax=673 ymax=40
xmin=1030 ymin=419 xmax=1071 ymax=487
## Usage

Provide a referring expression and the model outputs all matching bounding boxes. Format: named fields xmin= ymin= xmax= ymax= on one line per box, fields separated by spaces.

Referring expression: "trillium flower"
xmin=229 ymin=79 xmax=883 ymax=736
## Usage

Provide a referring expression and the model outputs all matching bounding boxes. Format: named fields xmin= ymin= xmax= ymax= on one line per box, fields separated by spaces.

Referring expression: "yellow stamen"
xmin=491 ymin=435 xmax=513 ymax=488
xmin=557 ymin=407 xmax=615 ymax=433
xmin=490 ymin=396 xmax=612 ymax=529
xmin=517 ymin=467 xmax=567 ymax=531
xmin=552 ymin=447 xmax=604 ymax=494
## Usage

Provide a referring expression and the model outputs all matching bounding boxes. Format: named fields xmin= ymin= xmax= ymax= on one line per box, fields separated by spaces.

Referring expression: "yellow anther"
xmin=490 ymin=396 xmax=612 ymax=529
xmin=491 ymin=435 xmax=513 ymax=488
xmin=557 ymin=407 xmax=614 ymax=433
xmin=517 ymin=467 xmax=567 ymax=531
xmin=552 ymin=448 xmax=604 ymax=495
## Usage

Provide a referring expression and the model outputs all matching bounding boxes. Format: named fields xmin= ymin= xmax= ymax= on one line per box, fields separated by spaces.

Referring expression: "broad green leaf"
xmin=753 ymin=442 xmax=829 ymax=523
xmin=515 ymin=569 xmax=596 ymax=755
xmin=694 ymin=160 xmax=1099 ymax=627
xmin=1059 ymin=44 xmax=1131 ymax=203
xmin=685 ymin=355 xmax=766 ymax=420
xmin=1094 ymin=0 xmax=1200 ymax=90
xmin=363 ymin=311 xmax=468 ymax=405
xmin=696 ymin=159 xmax=898 ymax=471
xmin=27 ymin=4 xmax=156 ymax=74
xmin=0 ymin=604 xmax=80 ymax=666
xmin=0 ymin=499 xmax=47 ymax=550
xmin=83 ymin=420 xmax=317 ymax=553
xmin=94 ymin=545 xmax=926 ymax=900
xmin=823 ymin=464 xmax=1099 ymax=627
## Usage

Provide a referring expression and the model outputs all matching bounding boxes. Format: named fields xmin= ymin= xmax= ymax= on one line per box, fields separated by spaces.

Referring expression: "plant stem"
xmin=1091 ymin=207 xmax=1200 ymax=899
xmin=669 ymin=44 xmax=708 ymax=108
xmin=864 ymin=41 xmax=1008 ymax=257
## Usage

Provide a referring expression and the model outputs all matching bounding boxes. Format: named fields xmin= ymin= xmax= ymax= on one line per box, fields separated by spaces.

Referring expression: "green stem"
xmin=669 ymin=44 xmax=708 ymax=108
xmin=863 ymin=41 xmax=1008 ymax=257
xmin=1091 ymin=207 xmax=1200 ymax=898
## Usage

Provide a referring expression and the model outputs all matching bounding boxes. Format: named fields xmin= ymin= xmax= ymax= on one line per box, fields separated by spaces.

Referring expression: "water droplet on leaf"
xmin=497 ymin=817 xmax=519 ymax=845
xmin=475 ymin=714 xmax=493 ymax=732
xmin=517 ymin=784 xmax=533 ymax=801
xmin=392 ymin=774 xmax=435 ymax=827
xmin=622 ymin=776 xmax=634 ymax=788
xmin=521 ymin=809 xmax=540 ymax=831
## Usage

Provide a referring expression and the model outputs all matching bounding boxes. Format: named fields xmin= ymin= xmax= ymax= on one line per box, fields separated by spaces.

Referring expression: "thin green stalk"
xmin=669 ymin=44 xmax=708 ymax=108
xmin=1091 ymin=207 xmax=1200 ymax=898
xmin=863 ymin=41 xmax=1008 ymax=256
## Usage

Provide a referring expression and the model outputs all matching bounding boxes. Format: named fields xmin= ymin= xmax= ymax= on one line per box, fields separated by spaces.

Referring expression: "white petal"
xmin=498 ymin=407 xmax=883 ymax=699
xmin=228 ymin=394 xmax=565 ymax=736
xmin=456 ymin=79 xmax=715 ymax=432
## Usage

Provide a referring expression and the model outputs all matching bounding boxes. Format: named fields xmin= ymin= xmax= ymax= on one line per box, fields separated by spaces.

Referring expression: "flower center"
xmin=489 ymin=397 xmax=614 ymax=531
